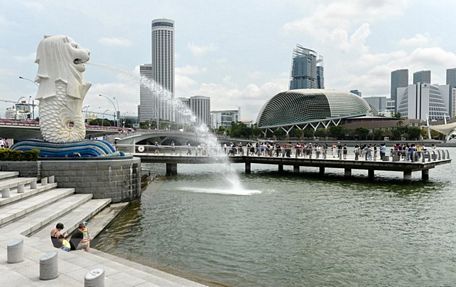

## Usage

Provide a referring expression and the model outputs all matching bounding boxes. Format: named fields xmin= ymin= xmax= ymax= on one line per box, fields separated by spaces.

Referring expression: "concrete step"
xmin=33 ymin=198 xmax=112 ymax=239
xmin=1 ymin=193 xmax=93 ymax=236
xmin=0 ymin=171 xmax=19 ymax=180
xmin=0 ymin=188 xmax=74 ymax=227
xmin=0 ymin=177 xmax=38 ymax=192
xmin=0 ymin=236 xmax=207 ymax=287
xmin=0 ymin=182 xmax=58 ymax=206
xmin=87 ymin=202 xmax=128 ymax=239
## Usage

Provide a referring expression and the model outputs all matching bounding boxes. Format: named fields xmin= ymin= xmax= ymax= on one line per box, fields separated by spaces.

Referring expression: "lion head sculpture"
xmin=34 ymin=35 xmax=92 ymax=143
xmin=35 ymin=35 xmax=91 ymax=100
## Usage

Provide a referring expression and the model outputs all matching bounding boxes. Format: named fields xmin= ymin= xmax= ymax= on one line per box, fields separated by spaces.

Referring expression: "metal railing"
xmin=116 ymin=143 xmax=451 ymax=162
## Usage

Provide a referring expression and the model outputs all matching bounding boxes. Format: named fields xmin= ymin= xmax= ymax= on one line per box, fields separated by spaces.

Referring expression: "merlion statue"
xmin=35 ymin=35 xmax=91 ymax=143
xmin=12 ymin=35 xmax=122 ymax=157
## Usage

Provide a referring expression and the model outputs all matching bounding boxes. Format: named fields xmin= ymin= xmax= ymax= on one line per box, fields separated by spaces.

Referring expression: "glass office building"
xmin=289 ymin=45 xmax=324 ymax=89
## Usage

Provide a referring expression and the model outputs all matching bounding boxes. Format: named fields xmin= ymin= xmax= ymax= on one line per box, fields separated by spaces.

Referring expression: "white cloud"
xmin=176 ymin=65 xmax=206 ymax=76
xmin=0 ymin=15 xmax=15 ymax=29
xmin=283 ymin=0 xmax=408 ymax=37
xmin=21 ymin=1 xmax=45 ymax=12
xmin=342 ymin=46 xmax=456 ymax=95
xmin=185 ymin=77 xmax=288 ymax=121
xmin=399 ymin=34 xmax=432 ymax=48
xmin=188 ymin=43 xmax=217 ymax=57
xmin=13 ymin=52 xmax=35 ymax=63
xmin=86 ymin=82 xmax=139 ymax=116
xmin=98 ymin=37 xmax=132 ymax=47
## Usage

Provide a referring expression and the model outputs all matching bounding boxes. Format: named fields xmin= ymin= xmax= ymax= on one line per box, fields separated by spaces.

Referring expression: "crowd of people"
xmin=222 ymin=142 xmax=438 ymax=162
xmin=50 ymin=221 xmax=91 ymax=252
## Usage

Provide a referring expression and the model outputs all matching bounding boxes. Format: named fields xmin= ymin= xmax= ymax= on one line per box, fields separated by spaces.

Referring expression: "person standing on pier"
xmin=380 ymin=143 xmax=386 ymax=160
xmin=354 ymin=144 xmax=360 ymax=160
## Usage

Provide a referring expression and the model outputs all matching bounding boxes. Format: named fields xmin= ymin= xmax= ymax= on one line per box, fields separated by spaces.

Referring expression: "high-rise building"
xmin=447 ymin=68 xmax=456 ymax=117
xmin=397 ymin=83 xmax=449 ymax=121
xmin=413 ymin=70 xmax=431 ymax=84
xmin=152 ymin=18 xmax=175 ymax=122
xmin=138 ymin=64 xmax=154 ymax=122
xmin=211 ymin=109 xmax=240 ymax=129
xmin=363 ymin=96 xmax=387 ymax=113
xmin=289 ymin=45 xmax=323 ymax=89
xmin=447 ymin=68 xmax=456 ymax=87
xmin=390 ymin=69 xmax=409 ymax=112
xmin=316 ymin=61 xmax=324 ymax=89
xmin=451 ymin=88 xmax=456 ymax=118
xmin=189 ymin=96 xmax=210 ymax=126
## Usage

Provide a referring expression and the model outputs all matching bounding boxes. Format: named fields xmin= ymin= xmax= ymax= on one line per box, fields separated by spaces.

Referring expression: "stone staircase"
xmin=0 ymin=171 xmax=206 ymax=287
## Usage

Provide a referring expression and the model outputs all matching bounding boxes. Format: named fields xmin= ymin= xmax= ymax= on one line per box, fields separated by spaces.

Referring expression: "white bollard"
xmin=39 ymin=251 xmax=58 ymax=280
xmin=48 ymin=176 xmax=55 ymax=184
xmin=30 ymin=179 xmax=37 ymax=189
xmin=1 ymin=188 xmax=10 ymax=198
xmin=7 ymin=239 xmax=23 ymax=263
xmin=85 ymin=268 xmax=105 ymax=287
xmin=41 ymin=177 xmax=48 ymax=185
xmin=17 ymin=184 xmax=25 ymax=194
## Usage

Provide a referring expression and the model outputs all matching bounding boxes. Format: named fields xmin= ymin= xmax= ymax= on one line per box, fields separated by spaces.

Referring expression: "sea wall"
xmin=0 ymin=157 xmax=141 ymax=203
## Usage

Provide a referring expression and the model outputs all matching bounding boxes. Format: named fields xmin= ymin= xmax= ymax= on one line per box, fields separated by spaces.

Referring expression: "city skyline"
xmin=2 ymin=0 xmax=456 ymax=121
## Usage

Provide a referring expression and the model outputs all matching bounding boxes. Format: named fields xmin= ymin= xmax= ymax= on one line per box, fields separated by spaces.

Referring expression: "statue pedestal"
xmin=0 ymin=157 xmax=141 ymax=203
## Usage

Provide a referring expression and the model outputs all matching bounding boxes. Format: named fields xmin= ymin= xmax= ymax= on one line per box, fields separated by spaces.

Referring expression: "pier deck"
xmin=136 ymin=152 xmax=451 ymax=180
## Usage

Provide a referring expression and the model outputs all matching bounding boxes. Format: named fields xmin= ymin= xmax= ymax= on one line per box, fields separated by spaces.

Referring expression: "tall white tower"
xmin=152 ymin=19 xmax=175 ymax=122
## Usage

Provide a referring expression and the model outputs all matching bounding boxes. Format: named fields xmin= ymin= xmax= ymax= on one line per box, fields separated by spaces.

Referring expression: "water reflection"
xmin=94 ymin=151 xmax=456 ymax=287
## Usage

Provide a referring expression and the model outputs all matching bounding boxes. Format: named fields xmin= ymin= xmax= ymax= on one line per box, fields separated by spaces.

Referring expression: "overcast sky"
xmin=1 ymin=0 xmax=456 ymax=121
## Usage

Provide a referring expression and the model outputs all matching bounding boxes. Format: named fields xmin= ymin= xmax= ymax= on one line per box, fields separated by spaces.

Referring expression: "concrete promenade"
xmin=0 ymin=171 xmax=207 ymax=287
xmin=134 ymin=149 xmax=451 ymax=180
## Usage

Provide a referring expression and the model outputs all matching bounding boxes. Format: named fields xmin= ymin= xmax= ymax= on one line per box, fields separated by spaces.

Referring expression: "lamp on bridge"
xmin=99 ymin=94 xmax=120 ymax=127
xmin=18 ymin=76 xmax=38 ymax=120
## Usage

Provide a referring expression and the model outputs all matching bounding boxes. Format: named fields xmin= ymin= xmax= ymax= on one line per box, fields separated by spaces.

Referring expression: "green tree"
xmin=355 ymin=127 xmax=370 ymax=140
xmin=328 ymin=126 xmax=345 ymax=139
xmin=314 ymin=128 xmax=327 ymax=139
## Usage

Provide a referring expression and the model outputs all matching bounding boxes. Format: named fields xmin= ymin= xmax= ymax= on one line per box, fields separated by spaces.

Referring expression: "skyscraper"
xmin=413 ymin=70 xmax=431 ymax=84
xmin=189 ymin=96 xmax=211 ymax=126
xmin=397 ymin=83 xmax=449 ymax=121
xmin=316 ymin=64 xmax=324 ymax=89
xmin=138 ymin=64 xmax=154 ymax=122
xmin=390 ymin=69 xmax=409 ymax=112
xmin=152 ymin=18 xmax=175 ymax=122
xmin=446 ymin=68 xmax=456 ymax=117
xmin=447 ymin=68 xmax=456 ymax=87
xmin=289 ymin=45 xmax=323 ymax=89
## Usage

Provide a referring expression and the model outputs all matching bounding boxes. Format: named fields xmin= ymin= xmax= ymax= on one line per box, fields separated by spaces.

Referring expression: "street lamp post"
xmin=18 ymin=76 xmax=38 ymax=120
xmin=99 ymin=94 xmax=119 ymax=127
xmin=83 ymin=105 xmax=90 ymax=123
xmin=101 ymin=109 xmax=110 ymax=127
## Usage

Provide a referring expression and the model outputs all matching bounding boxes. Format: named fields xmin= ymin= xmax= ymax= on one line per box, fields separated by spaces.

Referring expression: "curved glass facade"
xmin=257 ymin=89 xmax=371 ymax=128
xmin=397 ymin=84 xmax=448 ymax=120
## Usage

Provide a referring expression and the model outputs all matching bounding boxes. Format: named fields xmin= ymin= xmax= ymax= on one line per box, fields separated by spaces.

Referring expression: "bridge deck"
xmin=135 ymin=153 xmax=451 ymax=180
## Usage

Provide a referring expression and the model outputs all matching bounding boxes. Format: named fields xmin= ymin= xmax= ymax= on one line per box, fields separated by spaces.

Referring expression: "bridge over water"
xmin=0 ymin=119 xmax=124 ymax=140
xmin=124 ymin=145 xmax=451 ymax=181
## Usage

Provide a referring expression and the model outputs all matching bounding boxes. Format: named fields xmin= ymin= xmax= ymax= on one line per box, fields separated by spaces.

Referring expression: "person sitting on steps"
xmin=50 ymin=222 xmax=68 ymax=249
xmin=70 ymin=222 xmax=91 ymax=251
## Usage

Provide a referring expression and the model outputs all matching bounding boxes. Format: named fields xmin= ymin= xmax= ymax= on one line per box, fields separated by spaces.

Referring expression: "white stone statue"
xmin=35 ymin=35 xmax=91 ymax=143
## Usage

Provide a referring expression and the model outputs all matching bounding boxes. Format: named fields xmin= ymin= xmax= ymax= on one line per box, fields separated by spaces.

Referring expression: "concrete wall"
xmin=0 ymin=157 xmax=141 ymax=203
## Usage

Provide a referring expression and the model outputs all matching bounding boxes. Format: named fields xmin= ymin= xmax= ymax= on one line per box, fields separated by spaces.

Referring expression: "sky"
xmin=1 ymin=0 xmax=456 ymax=121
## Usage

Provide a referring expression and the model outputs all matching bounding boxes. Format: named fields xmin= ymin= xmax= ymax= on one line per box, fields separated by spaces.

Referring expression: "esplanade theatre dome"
xmin=257 ymin=89 xmax=372 ymax=128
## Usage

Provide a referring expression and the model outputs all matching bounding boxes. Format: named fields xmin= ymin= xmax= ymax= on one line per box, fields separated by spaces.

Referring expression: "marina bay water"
xmin=94 ymin=149 xmax=456 ymax=287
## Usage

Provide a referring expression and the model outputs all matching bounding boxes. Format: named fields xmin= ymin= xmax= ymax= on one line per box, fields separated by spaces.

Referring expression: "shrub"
xmin=0 ymin=149 xmax=39 ymax=161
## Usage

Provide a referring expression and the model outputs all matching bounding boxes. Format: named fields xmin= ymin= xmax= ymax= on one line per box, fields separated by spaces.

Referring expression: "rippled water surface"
xmin=94 ymin=149 xmax=456 ymax=287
